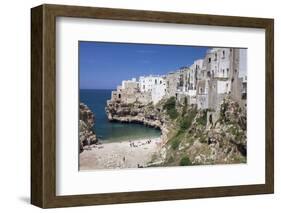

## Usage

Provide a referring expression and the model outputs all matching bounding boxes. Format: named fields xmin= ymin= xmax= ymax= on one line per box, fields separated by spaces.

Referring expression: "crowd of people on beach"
xmin=129 ymin=139 xmax=152 ymax=148
xmin=85 ymin=138 xmax=160 ymax=152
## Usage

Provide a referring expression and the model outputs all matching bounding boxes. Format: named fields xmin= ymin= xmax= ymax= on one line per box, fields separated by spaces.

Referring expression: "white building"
xmin=196 ymin=80 xmax=209 ymax=109
xmin=238 ymin=49 xmax=247 ymax=100
xmin=217 ymin=80 xmax=231 ymax=94
xmin=238 ymin=49 xmax=247 ymax=81
xmin=189 ymin=59 xmax=204 ymax=86
xmin=196 ymin=48 xmax=230 ymax=109
xmin=139 ymin=75 xmax=166 ymax=104
xmin=110 ymin=47 xmax=247 ymax=110
xmin=151 ymin=81 xmax=167 ymax=104
xmin=121 ymin=78 xmax=138 ymax=90
xmin=204 ymin=48 xmax=232 ymax=79
xmin=175 ymin=61 xmax=203 ymax=105
xmin=139 ymin=75 xmax=165 ymax=92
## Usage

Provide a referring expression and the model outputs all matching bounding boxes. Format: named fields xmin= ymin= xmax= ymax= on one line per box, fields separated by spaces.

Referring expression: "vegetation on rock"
xmin=180 ymin=156 xmax=192 ymax=166
xmin=160 ymin=96 xmax=247 ymax=166
xmin=163 ymin=97 xmax=178 ymax=119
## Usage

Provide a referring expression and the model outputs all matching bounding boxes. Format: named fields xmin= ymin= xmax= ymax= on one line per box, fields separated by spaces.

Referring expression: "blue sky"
xmin=79 ymin=41 xmax=209 ymax=89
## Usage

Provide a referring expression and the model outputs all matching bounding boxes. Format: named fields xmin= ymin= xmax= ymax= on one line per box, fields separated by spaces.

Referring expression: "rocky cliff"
xmin=79 ymin=103 xmax=97 ymax=152
xmin=106 ymin=100 xmax=170 ymax=141
xmin=159 ymin=96 xmax=247 ymax=166
xmin=106 ymin=101 xmax=160 ymax=124
xmin=105 ymin=96 xmax=247 ymax=166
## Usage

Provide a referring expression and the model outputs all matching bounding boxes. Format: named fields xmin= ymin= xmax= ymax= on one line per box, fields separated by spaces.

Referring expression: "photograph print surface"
xmin=79 ymin=41 xmax=247 ymax=170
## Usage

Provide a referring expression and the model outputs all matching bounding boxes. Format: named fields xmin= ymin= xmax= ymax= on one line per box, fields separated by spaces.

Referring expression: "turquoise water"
xmin=80 ymin=89 xmax=161 ymax=142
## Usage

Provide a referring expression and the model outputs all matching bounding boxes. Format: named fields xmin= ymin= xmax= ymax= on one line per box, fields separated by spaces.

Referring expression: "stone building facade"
xmin=110 ymin=78 xmax=152 ymax=105
xmin=195 ymin=48 xmax=247 ymax=110
xmin=165 ymin=71 xmax=180 ymax=98
xmin=109 ymin=48 xmax=247 ymax=111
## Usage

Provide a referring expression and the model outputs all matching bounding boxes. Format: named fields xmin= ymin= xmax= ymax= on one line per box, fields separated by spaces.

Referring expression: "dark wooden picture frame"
xmin=31 ymin=4 xmax=274 ymax=208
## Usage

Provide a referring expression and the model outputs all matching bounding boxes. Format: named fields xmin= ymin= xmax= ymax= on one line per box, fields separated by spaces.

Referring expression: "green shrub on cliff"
xmin=179 ymin=108 xmax=197 ymax=131
xmin=163 ymin=96 xmax=178 ymax=119
xmin=196 ymin=109 xmax=207 ymax=126
xmin=220 ymin=100 xmax=229 ymax=122
xmin=171 ymin=137 xmax=181 ymax=150
xmin=181 ymin=97 xmax=188 ymax=116
xmin=180 ymin=118 xmax=189 ymax=131
xmin=180 ymin=156 xmax=192 ymax=166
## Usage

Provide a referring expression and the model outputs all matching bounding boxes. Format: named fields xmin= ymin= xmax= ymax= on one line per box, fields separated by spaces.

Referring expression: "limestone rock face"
xmin=106 ymin=101 xmax=164 ymax=129
xmin=80 ymin=103 xmax=94 ymax=128
xmin=79 ymin=103 xmax=97 ymax=152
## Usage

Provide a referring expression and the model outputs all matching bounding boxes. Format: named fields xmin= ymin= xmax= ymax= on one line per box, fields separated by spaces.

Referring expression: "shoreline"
xmin=97 ymin=135 xmax=162 ymax=144
xmin=79 ymin=137 xmax=162 ymax=170
xmin=108 ymin=118 xmax=162 ymax=130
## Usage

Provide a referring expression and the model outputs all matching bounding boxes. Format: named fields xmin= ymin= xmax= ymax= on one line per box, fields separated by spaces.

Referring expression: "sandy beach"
xmin=79 ymin=137 xmax=162 ymax=170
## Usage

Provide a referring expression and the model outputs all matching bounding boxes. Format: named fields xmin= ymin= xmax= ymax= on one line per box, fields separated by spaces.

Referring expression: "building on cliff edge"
xmin=108 ymin=48 xmax=247 ymax=110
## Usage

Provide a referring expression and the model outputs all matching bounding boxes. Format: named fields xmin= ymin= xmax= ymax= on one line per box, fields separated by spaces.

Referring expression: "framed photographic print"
xmin=31 ymin=4 xmax=274 ymax=208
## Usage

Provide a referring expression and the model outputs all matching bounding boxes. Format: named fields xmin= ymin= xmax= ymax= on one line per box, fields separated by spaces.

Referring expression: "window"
xmin=160 ymin=80 xmax=162 ymax=84
xmin=208 ymin=58 xmax=211 ymax=63
xmin=155 ymin=79 xmax=157 ymax=84
xmin=222 ymin=50 xmax=225 ymax=58
xmin=118 ymin=94 xmax=121 ymax=99
xmin=215 ymin=53 xmax=217 ymax=61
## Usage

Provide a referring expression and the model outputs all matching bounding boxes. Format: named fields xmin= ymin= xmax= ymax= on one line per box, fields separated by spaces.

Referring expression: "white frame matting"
xmin=56 ymin=17 xmax=265 ymax=196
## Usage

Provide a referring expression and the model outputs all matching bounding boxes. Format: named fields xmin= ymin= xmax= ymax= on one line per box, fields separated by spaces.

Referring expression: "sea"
xmin=80 ymin=89 xmax=161 ymax=143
